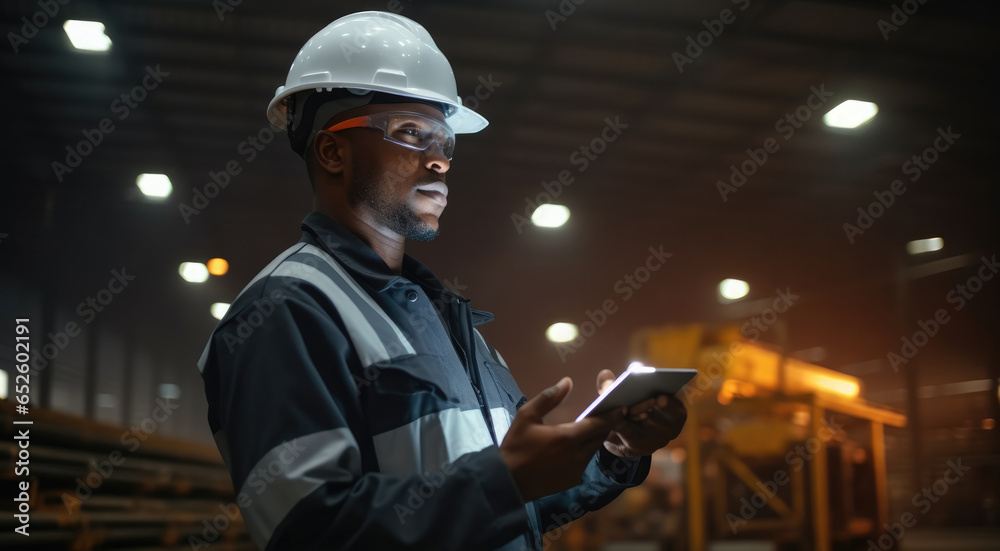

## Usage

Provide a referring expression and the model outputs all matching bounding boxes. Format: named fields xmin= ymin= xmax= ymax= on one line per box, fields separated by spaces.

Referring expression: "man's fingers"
xmin=582 ymin=428 xmax=612 ymax=451
xmin=645 ymin=408 xmax=684 ymax=440
xmin=562 ymin=415 xmax=614 ymax=440
xmin=519 ymin=377 xmax=572 ymax=421
xmin=655 ymin=397 xmax=688 ymax=430
xmin=596 ymin=369 xmax=616 ymax=394
xmin=627 ymin=396 xmax=660 ymax=417
xmin=618 ymin=401 xmax=686 ymax=440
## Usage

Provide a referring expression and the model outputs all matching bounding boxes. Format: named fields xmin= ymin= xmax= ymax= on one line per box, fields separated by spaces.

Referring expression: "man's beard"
xmin=350 ymin=159 xmax=440 ymax=242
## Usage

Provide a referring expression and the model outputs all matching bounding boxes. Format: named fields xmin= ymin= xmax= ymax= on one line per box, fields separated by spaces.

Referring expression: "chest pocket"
xmin=484 ymin=362 xmax=525 ymax=445
xmin=362 ymin=353 xmax=494 ymax=477
xmin=485 ymin=362 xmax=526 ymax=408
xmin=359 ymin=353 xmax=473 ymax=433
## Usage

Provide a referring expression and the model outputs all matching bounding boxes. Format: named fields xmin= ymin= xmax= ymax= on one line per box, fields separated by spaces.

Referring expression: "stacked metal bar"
xmin=0 ymin=401 xmax=256 ymax=550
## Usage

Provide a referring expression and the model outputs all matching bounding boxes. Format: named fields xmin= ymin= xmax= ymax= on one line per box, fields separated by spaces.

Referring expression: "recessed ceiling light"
xmin=210 ymin=302 xmax=231 ymax=320
xmin=158 ymin=383 xmax=181 ymax=400
xmin=179 ymin=262 xmax=209 ymax=283
xmin=545 ymin=322 xmax=579 ymax=343
xmin=906 ymin=237 xmax=943 ymax=255
xmin=531 ymin=204 xmax=570 ymax=228
xmin=97 ymin=393 xmax=116 ymax=408
xmin=63 ymin=20 xmax=112 ymax=52
xmin=719 ymin=278 xmax=750 ymax=301
xmin=136 ymin=173 xmax=172 ymax=198
xmin=823 ymin=100 xmax=878 ymax=129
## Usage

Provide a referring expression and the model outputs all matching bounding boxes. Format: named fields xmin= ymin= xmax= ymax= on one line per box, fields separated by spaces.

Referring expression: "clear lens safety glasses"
xmin=325 ymin=111 xmax=456 ymax=160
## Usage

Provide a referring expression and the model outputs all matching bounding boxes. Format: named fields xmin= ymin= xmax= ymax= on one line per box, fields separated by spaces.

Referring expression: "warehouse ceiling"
xmin=2 ymin=0 xmax=998 ymax=438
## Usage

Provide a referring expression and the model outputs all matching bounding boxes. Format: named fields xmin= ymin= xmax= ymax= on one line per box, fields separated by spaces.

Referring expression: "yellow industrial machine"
xmin=630 ymin=323 xmax=907 ymax=551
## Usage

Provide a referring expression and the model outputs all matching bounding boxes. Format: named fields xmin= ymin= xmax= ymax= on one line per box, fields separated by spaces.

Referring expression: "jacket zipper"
xmin=450 ymin=296 xmax=499 ymax=445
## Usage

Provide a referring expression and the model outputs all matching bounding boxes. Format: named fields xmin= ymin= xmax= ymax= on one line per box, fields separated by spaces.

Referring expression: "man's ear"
xmin=312 ymin=130 xmax=348 ymax=175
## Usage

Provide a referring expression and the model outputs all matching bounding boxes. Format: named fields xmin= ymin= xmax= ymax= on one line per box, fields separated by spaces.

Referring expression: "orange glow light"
xmin=207 ymin=258 xmax=229 ymax=276
xmin=810 ymin=374 xmax=860 ymax=398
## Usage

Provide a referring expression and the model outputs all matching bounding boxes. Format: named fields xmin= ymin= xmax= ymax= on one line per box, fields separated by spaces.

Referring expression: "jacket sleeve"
xmin=534 ymin=447 xmax=651 ymax=533
xmin=475 ymin=333 xmax=651 ymax=538
xmin=199 ymin=282 xmax=529 ymax=551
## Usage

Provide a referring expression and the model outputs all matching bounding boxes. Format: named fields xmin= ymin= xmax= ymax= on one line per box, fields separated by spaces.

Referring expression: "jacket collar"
xmin=299 ymin=211 xmax=494 ymax=326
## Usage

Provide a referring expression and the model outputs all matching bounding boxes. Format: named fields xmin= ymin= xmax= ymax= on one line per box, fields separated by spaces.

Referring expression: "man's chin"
xmin=406 ymin=217 xmax=441 ymax=241
xmin=402 ymin=212 xmax=440 ymax=242
xmin=400 ymin=215 xmax=441 ymax=241
xmin=405 ymin=226 xmax=440 ymax=242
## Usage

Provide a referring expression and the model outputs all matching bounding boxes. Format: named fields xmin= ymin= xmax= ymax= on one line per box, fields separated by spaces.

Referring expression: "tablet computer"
xmin=575 ymin=362 xmax=698 ymax=422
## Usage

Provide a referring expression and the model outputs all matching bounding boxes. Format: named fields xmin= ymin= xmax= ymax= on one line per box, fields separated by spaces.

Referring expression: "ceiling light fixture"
xmin=531 ymin=204 xmax=571 ymax=228
xmin=136 ymin=173 xmax=172 ymax=198
xmin=63 ymin=20 xmax=112 ymax=51
xmin=823 ymin=99 xmax=878 ymax=129
xmin=545 ymin=322 xmax=579 ymax=343
xmin=179 ymin=262 xmax=209 ymax=283
xmin=719 ymin=278 xmax=750 ymax=301
xmin=906 ymin=237 xmax=943 ymax=255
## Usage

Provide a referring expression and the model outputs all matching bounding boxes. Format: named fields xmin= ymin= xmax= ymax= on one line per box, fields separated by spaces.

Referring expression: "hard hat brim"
xmin=447 ymin=103 xmax=489 ymax=134
xmin=267 ymin=84 xmax=489 ymax=135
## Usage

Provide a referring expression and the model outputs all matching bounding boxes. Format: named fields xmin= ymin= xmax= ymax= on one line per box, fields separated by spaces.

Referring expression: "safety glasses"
xmin=325 ymin=111 xmax=456 ymax=160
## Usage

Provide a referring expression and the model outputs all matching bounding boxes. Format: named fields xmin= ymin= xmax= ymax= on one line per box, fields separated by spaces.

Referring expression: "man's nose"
xmin=424 ymin=143 xmax=451 ymax=173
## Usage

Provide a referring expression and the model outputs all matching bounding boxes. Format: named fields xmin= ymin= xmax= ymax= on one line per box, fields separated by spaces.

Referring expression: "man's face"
xmin=328 ymin=102 xmax=452 ymax=242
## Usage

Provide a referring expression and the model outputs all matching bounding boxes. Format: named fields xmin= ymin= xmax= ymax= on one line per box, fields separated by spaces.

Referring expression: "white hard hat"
xmin=266 ymin=11 xmax=488 ymax=134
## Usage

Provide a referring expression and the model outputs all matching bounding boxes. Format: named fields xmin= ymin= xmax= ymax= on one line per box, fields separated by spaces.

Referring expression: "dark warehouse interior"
xmin=1 ymin=0 xmax=999 ymax=549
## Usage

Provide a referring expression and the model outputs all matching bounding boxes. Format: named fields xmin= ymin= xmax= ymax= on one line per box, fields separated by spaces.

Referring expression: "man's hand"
xmin=596 ymin=369 xmax=688 ymax=458
xmin=499 ymin=377 xmax=619 ymax=503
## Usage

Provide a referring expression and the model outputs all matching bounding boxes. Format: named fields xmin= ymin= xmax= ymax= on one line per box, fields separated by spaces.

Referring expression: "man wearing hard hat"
xmin=198 ymin=11 xmax=686 ymax=551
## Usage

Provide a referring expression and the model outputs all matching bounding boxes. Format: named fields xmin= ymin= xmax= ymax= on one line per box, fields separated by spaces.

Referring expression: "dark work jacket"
xmin=197 ymin=211 xmax=650 ymax=551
